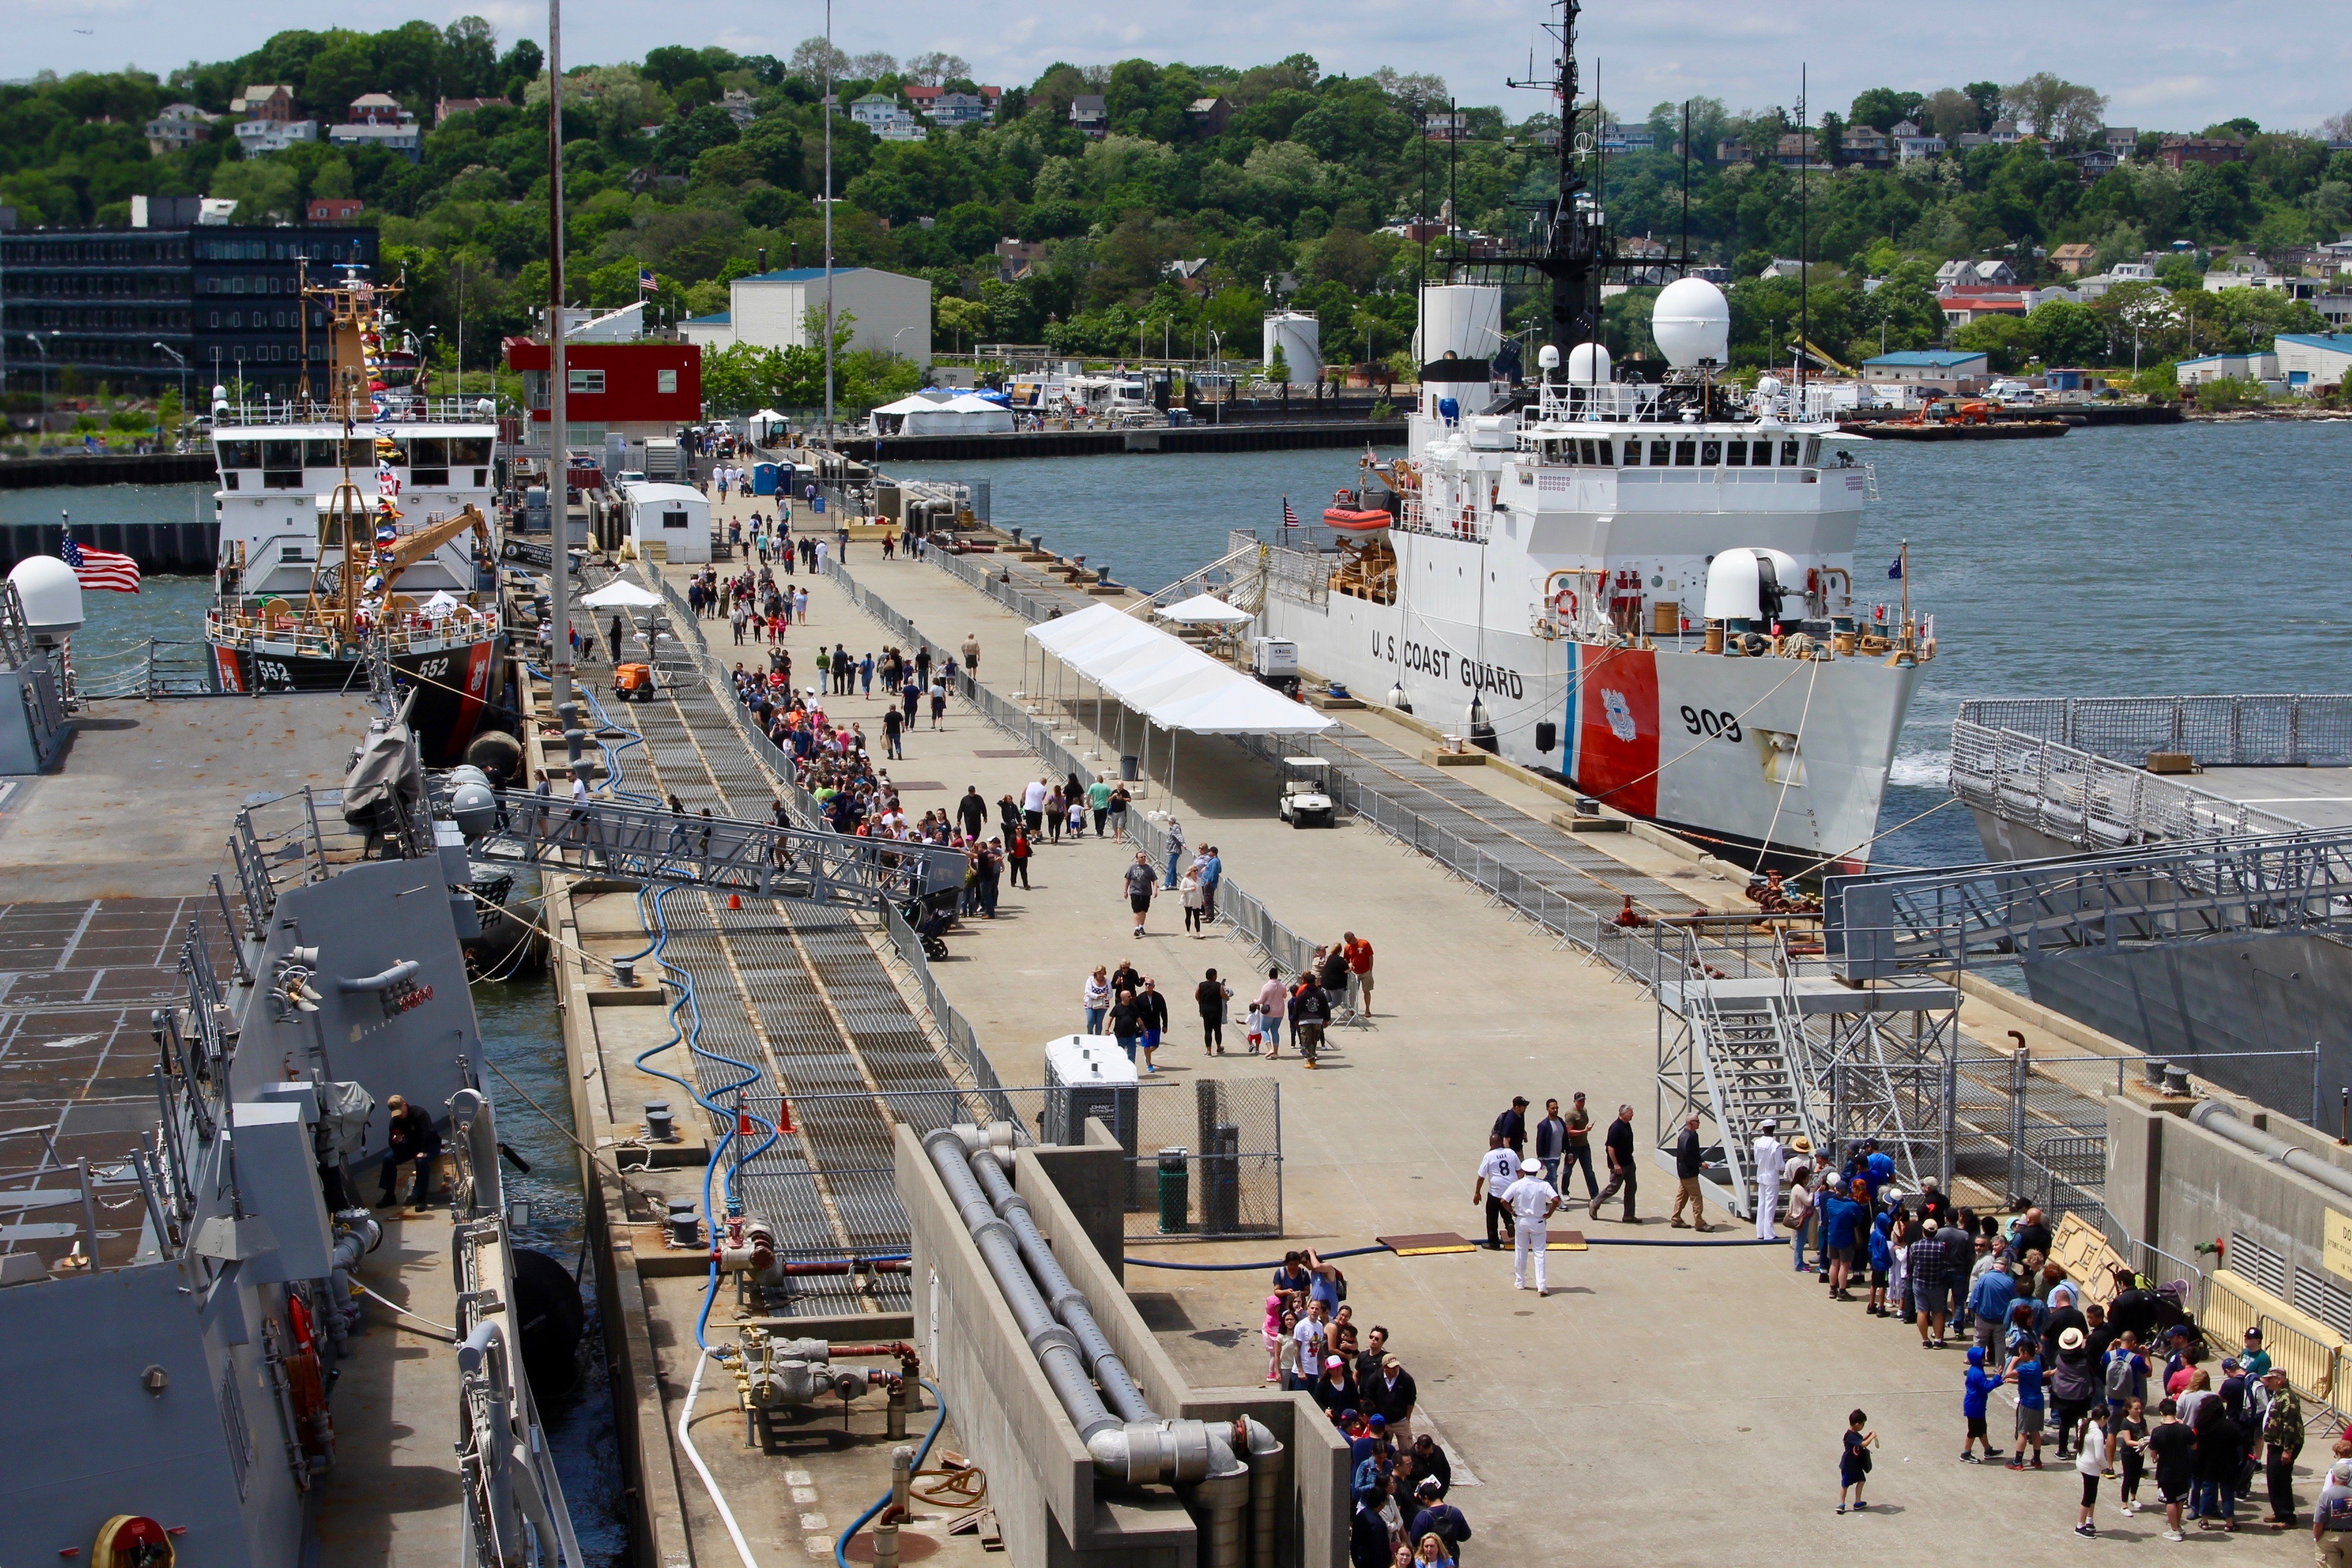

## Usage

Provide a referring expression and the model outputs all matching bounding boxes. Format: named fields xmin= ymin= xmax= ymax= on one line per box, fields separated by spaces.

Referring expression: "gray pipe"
xmin=2190 ymin=1100 xmax=2352 ymax=1203
xmin=922 ymin=1126 xmax=1218 ymax=1487
xmin=921 ymin=1128 xmax=1120 ymax=1443
xmin=1239 ymin=1417 xmax=1284 ymax=1568
xmin=337 ymin=959 xmax=421 ymax=992
xmin=970 ymin=1143 xmax=1154 ymax=1423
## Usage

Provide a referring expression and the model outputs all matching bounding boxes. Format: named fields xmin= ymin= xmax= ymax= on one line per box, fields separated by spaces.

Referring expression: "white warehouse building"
xmin=681 ymin=266 xmax=933 ymax=367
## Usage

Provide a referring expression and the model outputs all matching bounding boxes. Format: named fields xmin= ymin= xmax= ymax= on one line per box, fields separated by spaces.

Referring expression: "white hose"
xmin=679 ymin=1349 xmax=763 ymax=1568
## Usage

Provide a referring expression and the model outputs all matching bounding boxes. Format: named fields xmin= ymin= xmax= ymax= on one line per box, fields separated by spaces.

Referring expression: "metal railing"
xmin=1949 ymin=717 xmax=2312 ymax=850
xmin=927 ymin=543 xmax=1081 ymax=624
xmin=1958 ymin=693 xmax=2352 ymax=768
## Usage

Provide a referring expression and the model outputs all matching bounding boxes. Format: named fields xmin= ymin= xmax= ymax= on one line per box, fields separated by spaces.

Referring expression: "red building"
xmin=502 ymin=337 xmax=702 ymax=462
xmin=2159 ymin=135 xmax=2246 ymax=170
xmin=308 ymin=197 xmax=365 ymax=222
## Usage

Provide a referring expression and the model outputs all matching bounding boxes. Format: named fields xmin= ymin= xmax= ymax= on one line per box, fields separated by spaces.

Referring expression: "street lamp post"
xmin=153 ymin=342 xmax=188 ymax=436
xmin=23 ymin=333 xmax=46 ymax=438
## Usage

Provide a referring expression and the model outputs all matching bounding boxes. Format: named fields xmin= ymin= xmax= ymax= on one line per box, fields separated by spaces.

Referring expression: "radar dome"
xmin=1652 ymin=278 xmax=1731 ymax=369
xmin=1537 ymin=344 xmax=1561 ymax=371
xmin=1565 ymin=342 xmax=1613 ymax=384
xmin=7 ymin=556 xmax=83 ymax=634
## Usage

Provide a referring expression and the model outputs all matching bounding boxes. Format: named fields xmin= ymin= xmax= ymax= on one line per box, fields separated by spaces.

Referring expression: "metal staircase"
xmin=1654 ymin=926 xmax=1824 ymax=1218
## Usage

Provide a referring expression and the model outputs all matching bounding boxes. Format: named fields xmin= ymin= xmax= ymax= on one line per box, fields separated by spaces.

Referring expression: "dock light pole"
xmin=154 ymin=342 xmax=188 ymax=427
xmin=22 ymin=333 xmax=46 ymax=436
xmin=822 ymin=0 xmax=835 ymax=444
xmin=547 ymin=0 xmax=581 ymax=773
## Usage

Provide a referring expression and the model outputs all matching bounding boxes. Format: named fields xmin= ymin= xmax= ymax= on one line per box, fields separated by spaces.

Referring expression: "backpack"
xmin=2104 ymin=1350 xmax=2138 ymax=1401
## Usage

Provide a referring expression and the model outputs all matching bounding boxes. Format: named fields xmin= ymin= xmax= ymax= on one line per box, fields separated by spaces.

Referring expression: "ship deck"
xmin=2176 ymin=763 xmax=2352 ymax=831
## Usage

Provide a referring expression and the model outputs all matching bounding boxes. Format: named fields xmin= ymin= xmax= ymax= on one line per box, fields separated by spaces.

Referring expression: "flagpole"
xmin=1899 ymin=538 xmax=1910 ymax=634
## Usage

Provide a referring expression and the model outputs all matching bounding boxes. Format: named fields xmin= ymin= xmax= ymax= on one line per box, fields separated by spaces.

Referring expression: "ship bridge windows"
xmin=406 ymin=436 xmax=450 ymax=488
xmin=218 ymin=440 xmax=259 ymax=470
xmin=260 ymin=439 xmax=303 ymax=490
xmin=1673 ymin=440 xmax=1697 ymax=466
xmin=1780 ymin=439 xmax=1801 ymax=467
xmin=1699 ymin=440 xmax=1722 ymax=465
xmin=1725 ymin=439 xmax=1748 ymax=466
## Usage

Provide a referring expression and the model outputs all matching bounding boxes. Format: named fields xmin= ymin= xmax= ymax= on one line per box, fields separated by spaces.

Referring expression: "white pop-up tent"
xmin=1024 ymin=602 xmax=1328 ymax=802
xmin=578 ymin=578 xmax=664 ymax=609
xmin=870 ymin=392 xmax=1016 ymax=437
xmin=1155 ymin=593 xmax=1256 ymax=626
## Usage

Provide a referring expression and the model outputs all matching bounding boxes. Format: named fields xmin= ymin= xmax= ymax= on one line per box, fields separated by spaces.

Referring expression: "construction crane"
xmin=1786 ymin=336 xmax=1855 ymax=377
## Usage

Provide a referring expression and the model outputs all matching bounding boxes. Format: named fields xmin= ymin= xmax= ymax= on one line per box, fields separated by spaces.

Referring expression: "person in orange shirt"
xmin=1342 ymin=931 xmax=1375 ymax=1016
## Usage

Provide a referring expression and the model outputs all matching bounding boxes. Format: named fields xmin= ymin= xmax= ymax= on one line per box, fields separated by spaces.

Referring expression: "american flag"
xmin=1281 ymin=495 xmax=1300 ymax=529
xmin=61 ymin=527 xmax=140 ymax=593
xmin=638 ymin=267 xmax=657 ymax=295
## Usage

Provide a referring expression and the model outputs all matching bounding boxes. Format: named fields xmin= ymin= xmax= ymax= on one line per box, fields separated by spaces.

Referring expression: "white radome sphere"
xmin=1565 ymin=342 xmax=1613 ymax=384
xmin=1653 ymin=277 xmax=1732 ymax=369
xmin=1757 ymin=374 xmax=1784 ymax=397
xmin=8 ymin=556 xmax=83 ymax=633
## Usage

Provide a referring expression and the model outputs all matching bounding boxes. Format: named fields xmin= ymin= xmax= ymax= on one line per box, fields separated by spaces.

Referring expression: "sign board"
xmin=2323 ymin=1208 xmax=2352 ymax=1281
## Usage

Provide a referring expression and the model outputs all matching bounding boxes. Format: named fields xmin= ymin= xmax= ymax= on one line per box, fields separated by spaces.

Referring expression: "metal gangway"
xmin=1825 ymin=826 xmax=2352 ymax=979
xmin=476 ymin=790 xmax=966 ymax=909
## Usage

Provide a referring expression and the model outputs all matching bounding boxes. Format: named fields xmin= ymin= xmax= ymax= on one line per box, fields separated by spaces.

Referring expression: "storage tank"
xmin=1261 ymin=311 xmax=1321 ymax=383
xmin=1413 ymin=284 xmax=1503 ymax=363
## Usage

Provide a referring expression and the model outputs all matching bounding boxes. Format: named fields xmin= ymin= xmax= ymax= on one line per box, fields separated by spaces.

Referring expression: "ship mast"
xmin=1505 ymin=0 xmax=1606 ymax=356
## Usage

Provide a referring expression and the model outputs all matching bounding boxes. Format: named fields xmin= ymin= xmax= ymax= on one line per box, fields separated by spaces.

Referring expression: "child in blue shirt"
xmin=1962 ymin=1345 xmax=2006 ymax=1463
xmin=2005 ymin=1348 xmax=2048 ymax=1469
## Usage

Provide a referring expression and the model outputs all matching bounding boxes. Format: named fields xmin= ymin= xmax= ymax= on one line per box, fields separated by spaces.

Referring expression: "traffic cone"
xmin=779 ymin=1098 xmax=796 ymax=1133
xmin=728 ymin=892 xmax=742 ymax=910
xmin=738 ymin=1106 xmax=754 ymax=1137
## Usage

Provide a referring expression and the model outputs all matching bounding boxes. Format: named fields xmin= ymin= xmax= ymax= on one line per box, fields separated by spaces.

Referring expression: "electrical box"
xmin=1042 ymin=1035 xmax=1138 ymax=1156
xmin=227 ymin=1102 xmax=334 ymax=1283
xmin=1251 ymin=638 xmax=1298 ymax=679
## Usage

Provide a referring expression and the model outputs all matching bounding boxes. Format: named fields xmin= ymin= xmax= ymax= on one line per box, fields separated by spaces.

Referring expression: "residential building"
xmin=1935 ymin=258 xmax=2016 ymax=287
xmin=2050 ymin=243 xmax=2099 ymax=276
xmin=435 ymin=96 xmax=503 ymax=126
xmin=2310 ymin=295 xmax=2352 ymax=330
xmin=1599 ymin=121 xmax=1654 ymax=152
xmin=1424 ymin=111 xmax=1468 ymax=143
xmin=1070 ymin=95 xmax=1108 ymax=137
xmin=1757 ymin=257 xmax=1807 ymax=279
xmin=504 ymin=333 xmax=702 ymax=457
xmin=2276 ymin=333 xmax=2352 ymax=390
xmin=902 ymin=85 xmax=943 ymax=113
xmin=994 ymin=238 xmax=1048 ymax=280
xmin=2065 ymin=150 xmax=2119 ymax=181
xmin=2174 ymin=350 xmax=2278 ymax=387
xmin=2201 ymin=255 xmax=2273 ymax=290
xmin=327 ymin=105 xmax=422 ymax=163
xmin=1939 ymin=290 xmax=2033 ymax=330
xmin=1772 ymin=131 xmax=1819 ymax=168
xmin=681 ymin=265 xmax=931 ymax=366
xmin=849 ymin=93 xmax=902 ymax=131
xmin=229 ymin=85 xmax=295 ymax=122
xmin=1714 ymin=137 xmax=1752 ymax=163
xmin=2159 ymin=135 xmax=2246 ymax=170
xmin=1862 ymin=348 xmax=1991 ymax=384
xmin=930 ymin=92 xmax=992 ymax=127
xmin=1840 ymin=125 xmax=1892 ymax=167
xmin=2103 ymin=126 xmax=2139 ymax=159
xmin=346 ymin=93 xmax=404 ymax=126
xmin=234 ymin=118 xmax=320 ymax=156
xmin=721 ymin=88 xmax=757 ymax=128
xmin=1 ymin=223 xmax=378 ymax=401
xmin=1988 ymin=119 xmax=2021 ymax=146
xmin=144 ymin=103 xmax=216 ymax=155
xmin=306 ymin=198 xmax=363 ymax=223
xmin=1892 ymin=120 xmax=1946 ymax=163
xmin=1188 ymin=96 xmax=1232 ymax=137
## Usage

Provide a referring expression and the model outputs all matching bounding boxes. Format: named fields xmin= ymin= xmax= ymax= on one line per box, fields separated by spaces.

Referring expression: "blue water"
xmin=897 ymin=421 xmax=2352 ymax=872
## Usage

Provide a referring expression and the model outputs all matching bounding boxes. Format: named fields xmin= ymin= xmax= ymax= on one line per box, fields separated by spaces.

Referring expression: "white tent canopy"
xmin=578 ymin=578 xmax=665 ymax=608
xmin=1156 ymin=593 xmax=1256 ymax=626
xmin=1025 ymin=604 xmax=1328 ymax=736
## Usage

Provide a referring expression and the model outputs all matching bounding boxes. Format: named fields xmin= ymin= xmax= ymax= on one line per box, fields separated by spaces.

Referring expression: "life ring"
xmin=288 ymin=1291 xmax=316 ymax=1354
xmin=287 ymin=1345 xmax=332 ymax=1458
xmin=1551 ymin=587 xmax=1579 ymax=621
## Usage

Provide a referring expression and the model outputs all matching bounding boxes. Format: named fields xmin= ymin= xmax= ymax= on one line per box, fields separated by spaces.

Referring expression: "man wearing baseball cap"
xmin=1501 ymin=1154 xmax=1563 ymax=1296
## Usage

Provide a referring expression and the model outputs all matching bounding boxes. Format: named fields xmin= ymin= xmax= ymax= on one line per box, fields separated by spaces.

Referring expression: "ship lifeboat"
xmin=1322 ymin=489 xmax=1392 ymax=536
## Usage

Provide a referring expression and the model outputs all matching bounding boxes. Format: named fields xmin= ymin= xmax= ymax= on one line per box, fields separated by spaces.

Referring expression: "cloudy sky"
xmin=20 ymin=0 xmax=2351 ymax=134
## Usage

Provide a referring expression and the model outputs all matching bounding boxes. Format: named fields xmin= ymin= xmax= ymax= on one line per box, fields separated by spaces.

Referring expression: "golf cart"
xmin=1277 ymin=756 xmax=1337 ymax=828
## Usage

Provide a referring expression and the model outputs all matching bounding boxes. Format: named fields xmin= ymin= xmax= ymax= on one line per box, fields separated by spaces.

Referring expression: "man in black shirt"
xmin=1590 ymin=1102 xmax=1639 ymax=1222
xmin=956 ymin=785 xmax=987 ymax=838
xmin=377 ymin=1094 xmax=442 ymax=1209
xmin=1348 ymin=1479 xmax=1392 ymax=1568
xmin=2144 ymin=1399 xmax=2195 ymax=1541
xmin=2012 ymin=1205 xmax=2053 ymax=1266
xmin=1492 ymin=1096 xmax=1529 ymax=1159
xmin=1669 ymin=1113 xmax=1712 ymax=1232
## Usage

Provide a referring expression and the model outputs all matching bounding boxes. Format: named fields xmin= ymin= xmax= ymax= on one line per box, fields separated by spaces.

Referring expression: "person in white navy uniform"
xmin=1501 ymin=1156 xmax=1563 ymax=1296
xmin=1752 ymin=1119 xmax=1787 ymax=1242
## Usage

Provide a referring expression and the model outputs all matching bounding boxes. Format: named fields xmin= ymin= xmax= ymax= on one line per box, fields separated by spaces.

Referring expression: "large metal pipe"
xmin=923 ymin=1125 xmax=1220 ymax=1487
xmin=2190 ymin=1100 xmax=2352 ymax=1203
xmin=921 ymin=1127 xmax=1119 ymax=1444
xmin=1239 ymin=1416 xmax=1284 ymax=1568
xmin=969 ymin=1139 xmax=1153 ymax=1423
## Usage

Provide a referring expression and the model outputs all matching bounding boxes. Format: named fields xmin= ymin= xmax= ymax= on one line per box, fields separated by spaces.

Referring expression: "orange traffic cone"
xmin=728 ymin=892 xmax=742 ymax=910
xmin=779 ymin=1098 xmax=796 ymax=1133
xmin=738 ymin=1106 xmax=754 ymax=1137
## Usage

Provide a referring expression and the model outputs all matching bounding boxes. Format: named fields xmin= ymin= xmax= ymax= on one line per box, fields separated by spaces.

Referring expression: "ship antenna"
xmin=1680 ymin=100 xmax=1691 ymax=278
xmin=1798 ymin=63 xmax=1809 ymax=412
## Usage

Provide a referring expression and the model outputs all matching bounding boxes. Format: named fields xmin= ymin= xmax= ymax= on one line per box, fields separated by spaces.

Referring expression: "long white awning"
xmin=1025 ymin=603 xmax=1332 ymax=736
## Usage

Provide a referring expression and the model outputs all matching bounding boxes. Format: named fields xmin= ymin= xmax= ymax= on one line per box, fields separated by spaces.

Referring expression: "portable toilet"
xmin=752 ymin=461 xmax=779 ymax=495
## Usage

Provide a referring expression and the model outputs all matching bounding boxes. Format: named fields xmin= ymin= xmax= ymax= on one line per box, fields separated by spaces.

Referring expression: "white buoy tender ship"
xmin=205 ymin=269 xmax=504 ymax=764
xmin=1254 ymin=278 xmax=1929 ymax=875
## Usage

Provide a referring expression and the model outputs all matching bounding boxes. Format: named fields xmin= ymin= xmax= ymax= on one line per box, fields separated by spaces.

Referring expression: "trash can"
xmin=1120 ymin=755 xmax=1141 ymax=782
xmin=1156 ymin=1148 xmax=1191 ymax=1234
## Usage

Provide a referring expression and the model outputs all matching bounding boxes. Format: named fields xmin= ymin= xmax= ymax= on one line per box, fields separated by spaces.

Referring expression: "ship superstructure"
xmin=206 ymin=269 xmax=504 ymax=762
xmin=1257 ymin=284 xmax=1930 ymax=875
